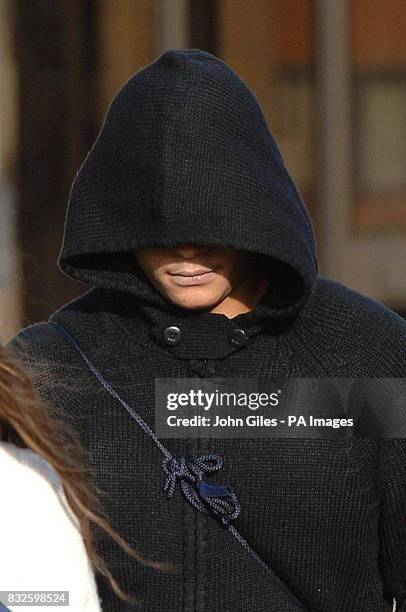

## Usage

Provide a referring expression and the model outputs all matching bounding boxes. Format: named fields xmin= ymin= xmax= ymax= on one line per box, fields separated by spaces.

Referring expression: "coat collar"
xmin=105 ymin=282 xmax=297 ymax=360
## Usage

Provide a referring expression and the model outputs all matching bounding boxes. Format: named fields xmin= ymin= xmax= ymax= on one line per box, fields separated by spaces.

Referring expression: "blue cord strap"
xmin=49 ymin=321 xmax=309 ymax=611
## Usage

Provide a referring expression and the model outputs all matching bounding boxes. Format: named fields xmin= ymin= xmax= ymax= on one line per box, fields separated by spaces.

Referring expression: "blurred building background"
xmin=0 ymin=0 xmax=405 ymax=343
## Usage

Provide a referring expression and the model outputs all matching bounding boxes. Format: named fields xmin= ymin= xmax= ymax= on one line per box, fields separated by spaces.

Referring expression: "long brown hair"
xmin=0 ymin=345 xmax=176 ymax=604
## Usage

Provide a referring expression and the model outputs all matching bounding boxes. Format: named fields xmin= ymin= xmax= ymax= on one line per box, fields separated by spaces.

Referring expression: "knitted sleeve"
xmin=379 ymin=438 xmax=406 ymax=611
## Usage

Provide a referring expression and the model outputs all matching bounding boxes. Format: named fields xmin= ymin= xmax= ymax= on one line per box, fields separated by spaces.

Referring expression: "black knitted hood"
xmin=58 ymin=48 xmax=318 ymax=319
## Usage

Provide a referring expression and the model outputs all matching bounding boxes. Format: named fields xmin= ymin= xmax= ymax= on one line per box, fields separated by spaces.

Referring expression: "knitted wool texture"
xmin=8 ymin=49 xmax=406 ymax=612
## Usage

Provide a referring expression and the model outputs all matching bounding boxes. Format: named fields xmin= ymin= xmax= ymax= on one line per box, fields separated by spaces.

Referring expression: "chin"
xmin=171 ymin=290 xmax=225 ymax=311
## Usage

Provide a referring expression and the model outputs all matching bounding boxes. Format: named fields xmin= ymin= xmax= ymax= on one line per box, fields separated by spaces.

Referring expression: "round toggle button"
xmin=229 ymin=328 xmax=248 ymax=347
xmin=162 ymin=326 xmax=182 ymax=345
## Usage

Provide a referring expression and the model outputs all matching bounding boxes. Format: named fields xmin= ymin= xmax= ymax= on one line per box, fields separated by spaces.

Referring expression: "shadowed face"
xmin=133 ymin=244 xmax=263 ymax=312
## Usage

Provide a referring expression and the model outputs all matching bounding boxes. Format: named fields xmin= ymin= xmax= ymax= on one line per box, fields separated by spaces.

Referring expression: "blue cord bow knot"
xmin=162 ymin=453 xmax=241 ymax=526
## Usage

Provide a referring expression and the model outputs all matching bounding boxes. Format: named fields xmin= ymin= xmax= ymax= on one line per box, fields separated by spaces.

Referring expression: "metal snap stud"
xmin=229 ymin=328 xmax=248 ymax=347
xmin=162 ymin=326 xmax=182 ymax=345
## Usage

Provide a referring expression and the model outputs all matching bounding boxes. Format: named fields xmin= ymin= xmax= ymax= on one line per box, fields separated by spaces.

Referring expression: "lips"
xmin=169 ymin=268 xmax=215 ymax=277
xmin=168 ymin=268 xmax=217 ymax=286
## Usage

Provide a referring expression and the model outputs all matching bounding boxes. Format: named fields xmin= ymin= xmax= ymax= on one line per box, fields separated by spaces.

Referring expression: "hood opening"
xmin=62 ymin=249 xmax=307 ymax=318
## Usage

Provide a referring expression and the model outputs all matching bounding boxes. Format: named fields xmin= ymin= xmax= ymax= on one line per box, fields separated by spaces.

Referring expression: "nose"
xmin=171 ymin=244 xmax=211 ymax=259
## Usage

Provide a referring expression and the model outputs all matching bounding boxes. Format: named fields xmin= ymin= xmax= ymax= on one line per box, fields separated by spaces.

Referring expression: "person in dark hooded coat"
xmin=7 ymin=49 xmax=406 ymax=612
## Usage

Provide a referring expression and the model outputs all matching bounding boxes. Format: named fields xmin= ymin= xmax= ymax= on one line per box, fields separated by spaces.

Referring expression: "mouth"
xmin=168 ymin=267 xmax=219 ymax=286
xmin=168 ymin=268 xmax=217 ymax=277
